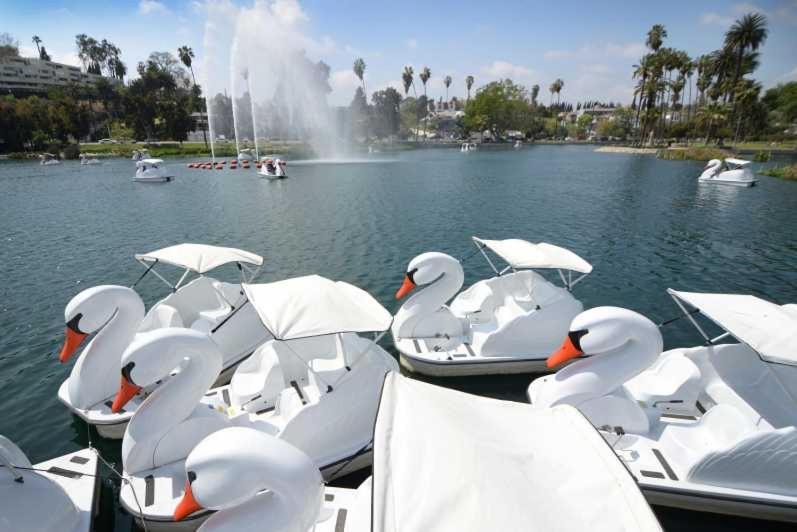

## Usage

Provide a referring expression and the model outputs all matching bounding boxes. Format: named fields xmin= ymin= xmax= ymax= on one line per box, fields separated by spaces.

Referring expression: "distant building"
xmin=0 ymin=56 xmax=116 ymax=95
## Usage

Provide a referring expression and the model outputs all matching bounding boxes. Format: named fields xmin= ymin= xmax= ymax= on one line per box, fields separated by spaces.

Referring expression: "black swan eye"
xmin=121 ymin=361 xmax=137 ymax=385
xmin=66 ymin=313 xmax=84 ymax=334
xmin=568 ymin=329 xmax=588 ymax=351
xmin=187 ymin=471 xmax=197 ymax=484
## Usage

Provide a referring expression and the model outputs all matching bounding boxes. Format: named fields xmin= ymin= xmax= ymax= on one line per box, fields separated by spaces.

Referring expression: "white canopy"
xmin=136 ymin=158 xmax=164 ymax=166
xmin=669 ymin=290 xmax=797 ymax=366
xmin=473 ymin=237 xmax=593 ymax=273
xmin=371 ymin=373 xmax=661 ymax=532
xmin=242 ymin=275 xmax=392 ymax=340
xmin=724 ymin=158 xmax=751 ymax=167
xmin=135 ymin=243 xmax=263 ymax=273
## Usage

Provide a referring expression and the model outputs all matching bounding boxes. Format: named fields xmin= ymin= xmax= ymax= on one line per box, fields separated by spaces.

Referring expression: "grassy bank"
xmin=760 ymin=164 xmax=797 ymax=181
xmin=5 ymin=141 xmax=317 ymax=160
xmin=657 ymin=147 xmax=733 ymax=161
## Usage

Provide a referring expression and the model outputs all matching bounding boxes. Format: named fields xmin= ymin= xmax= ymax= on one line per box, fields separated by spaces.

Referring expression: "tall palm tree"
xmin=724 ymin=12 xmax=767 ymax=103
xmin=177 ymin=45 xmax=206 ymax=148
xmin=402 ymin=66 xmax=417 ymax=141
xmin=531 ymin=84 xmax=540 ymax=106
xmin=353 ymin=57 xmax=366 ymax=93
xmin=32 ymin=35 xmax=42 ymax=57
xmin=465 ymin=75 xmax=474 ymax=101
xmin=554 ymin=78 xmax=564 ymax=105
xmin=402 ymin=66 xmax=416 ymax=96
xmin=646 ymin=24 xmax=667 ymax=52
xmin=444 ymin=75 xmax=452 ymax=101
xmin=548 ymin=82 xmax=556 ymax=106
xmin=418 ymin=67 xmax=431 ymax=139
xmin=419 ymin=67 xmax=431 ymax=98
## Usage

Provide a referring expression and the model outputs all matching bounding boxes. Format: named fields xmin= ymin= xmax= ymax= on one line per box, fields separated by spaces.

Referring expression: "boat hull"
xmin=698 ymin=177 xmax=756 ymax=187
xmin=133 ymin=176 xmax=173 ymax=183
xmin=644 ymin=485 xmax=797 ymax=523
xmin=399 ymin=351 xmax=548 ymax=376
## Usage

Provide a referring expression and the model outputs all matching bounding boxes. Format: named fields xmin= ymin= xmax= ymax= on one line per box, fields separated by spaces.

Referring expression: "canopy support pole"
xmin=670 ymin=293 xmax=712 ymax=344
xmin=212 ymin=299 xmax=249 ymax=334
xmin=280 ymin=340 xmax=335 ymax=393
xmin=175 ymin=268 xmax=192 ymax=290
xmin=475 ymin=241 xmax=501 ymax=276
xmin=136 ymin=258 xmax=175 ymax=292
xmin=131 ymin=259 xmax=158 ymax=288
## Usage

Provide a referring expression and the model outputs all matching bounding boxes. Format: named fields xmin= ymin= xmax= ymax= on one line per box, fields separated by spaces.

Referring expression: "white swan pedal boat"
xmin=57 ymin=243 xmax=271 ymax=439
xmin=113 ymin=275 xmax=398 ymax=531
xmin=698 ymin=158 xmax=757 ymax=187
xmin=164 ymin=373 xmax=660 ymax=531
xmin=258 ymin=157 xmax=287 ymax=180
xmin=0 ymin=435 xmax=99 ymax=532
xmin=528 ymin=290 xmax=797 ymax=522
xmin=393 ymin=236 xmax=592 ymax=376
xmin=40 ymin=153 xmax=61 ymax=165
xmin=79 ymin=154 xmax=101 ymax=165
xmin=460 ymin=142 xmax=477 ymax=152
xmin=135 ymin=158 xmax=174 ymax=182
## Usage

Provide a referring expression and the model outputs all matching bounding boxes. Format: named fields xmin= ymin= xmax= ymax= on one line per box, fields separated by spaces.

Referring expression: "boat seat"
xmin=662 ymin=404 xmax=759 ymax=468
xmin=624 ymin=351 xmax=702 ymax=408
xmin=138 ymin=304 xmax=184 ymax=332
xmin=230 ymin=343 xmax=285 ymax=408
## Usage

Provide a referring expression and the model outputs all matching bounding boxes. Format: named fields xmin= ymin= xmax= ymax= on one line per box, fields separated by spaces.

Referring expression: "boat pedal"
xmin=463 ymin=343 xmax=476 ymax=357
xmin=325 ymin=493 xmax=334 ymax=501
xmin=651 ymin=449 xmax=678 ymax=480
xmin=412 ymin=339 xmax=421 ymax=353
xmin=335 ymin=509 xmax=347 ymax=532
xmin=640 ymin=470 xmax=666 ymax=479
xmin=70 ymin=456 xmax=90 ymax=465
xmin=46 ymin=467 xmax=82 ymax=479
xmin=104 ymin=400 xmax=124 ymax=413
xmin=451 ymin=353 xmax=468 ymax=358
xmin=255 ymin=406 xmax=275 ymax=415
xmin=695 ymin=401 xmax=706 ymax=414
xmin=204 ymin=391 xmax=217 ymax=397
xmin=144 ymin=475 xmax=155 ymax=506
xmin=222 ymin=389 xmax=231 ymax=406
xmin=290 ymin=381 xmax=307 ymax=405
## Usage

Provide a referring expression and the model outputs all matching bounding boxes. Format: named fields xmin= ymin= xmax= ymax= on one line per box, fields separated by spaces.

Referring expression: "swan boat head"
xmin=173 ymin=427 xmax=324 ymax=529
xmin=60 ymin=285 xmax=144 ymax=363
xmin=392 ymin=252 xmax=465 ymax=343
xmin=699 ymin=159 xmax=722 ymax=179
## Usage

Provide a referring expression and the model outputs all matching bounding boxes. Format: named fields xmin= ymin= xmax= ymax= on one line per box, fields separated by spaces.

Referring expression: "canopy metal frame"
xmin=132 ymin=258 xmax=262 ymax=320
xmin=472 ymin=238 xmax=589 ymax=291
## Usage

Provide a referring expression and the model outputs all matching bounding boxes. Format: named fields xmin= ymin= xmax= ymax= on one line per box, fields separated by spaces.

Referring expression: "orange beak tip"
xmin=546 ymin=335 xmax=584 ymax=369
xmin=59 ymin=327 xmax=87 ymax=363
xmin=395 ymin=276 xmax=416 ymax=300
xmin=174 ymin=482 xmax=202 ymax=521
xmin=111 ymin=376 xmax=141 ymax=413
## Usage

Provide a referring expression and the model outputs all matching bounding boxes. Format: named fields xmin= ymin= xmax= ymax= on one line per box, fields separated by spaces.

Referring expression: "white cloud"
xmin=406 ymin=38 xmax=418 ymax=50
xmin=139 ymin=1 xmax=169 ymax=15
xmin=482 ymin=60 xmax=533 ymax=80
xmin=272 ymin=0 xmax=308 ymax=24
xmin=701 ymin=12 xmax=734 ymax=25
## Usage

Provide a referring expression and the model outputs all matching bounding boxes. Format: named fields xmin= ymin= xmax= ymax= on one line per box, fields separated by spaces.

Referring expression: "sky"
xmin=1 ymin=0 xmax=796 ymax=106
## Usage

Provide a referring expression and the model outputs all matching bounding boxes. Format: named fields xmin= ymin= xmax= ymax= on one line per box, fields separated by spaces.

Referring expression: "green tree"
xmin=353 ymin=57 xmax=366 ymax=93
xmin=465 ymin=75 xmax=474 ymax=101
xmin=371 ymin=87 xmax=402 ymax=138
xmin=444 ymin=75 xmax=452 ymax=101
xmin=0 ymin=33 xmax=19 ymax=59
xmin=724 ymin=13 xmax=768 ymax=103
xmin=531 ymin=84 xmax=540 ymax=106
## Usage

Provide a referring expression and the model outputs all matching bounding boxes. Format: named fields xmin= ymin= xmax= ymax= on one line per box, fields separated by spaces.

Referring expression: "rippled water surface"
xmin=1 ymin=146 xmax=796 ymax=530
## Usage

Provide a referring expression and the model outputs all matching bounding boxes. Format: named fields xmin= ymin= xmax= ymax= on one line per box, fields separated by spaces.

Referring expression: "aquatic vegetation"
xmin=760 ymin=164 xmax=797 ymax=181
xmin=656 ymin=147 xmax=731 ymax=161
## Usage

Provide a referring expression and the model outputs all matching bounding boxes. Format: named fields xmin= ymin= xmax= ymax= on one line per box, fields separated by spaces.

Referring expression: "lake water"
xmin=1 ymin=145 xmax=796 ymax=530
